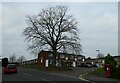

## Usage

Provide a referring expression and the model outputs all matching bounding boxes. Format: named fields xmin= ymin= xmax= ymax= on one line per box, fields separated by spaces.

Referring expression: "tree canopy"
xmin=23 ymin=6 xmax=82 ymax=66
xmin=9 ymin=54 xmax=16 ymax=63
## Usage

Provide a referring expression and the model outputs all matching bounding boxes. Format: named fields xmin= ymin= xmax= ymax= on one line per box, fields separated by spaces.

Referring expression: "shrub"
xmin=104 ymin=53 xmax=117 ymax=73
xmin=2 ymin=58 xmax=8 ymax=67
xmin=104 ymin=54 xmax=120 ymax=79
xmin=61 ymin=61 xmax=69 ymax=67
xmin=112 ymin=65 xmax=120 ymax=79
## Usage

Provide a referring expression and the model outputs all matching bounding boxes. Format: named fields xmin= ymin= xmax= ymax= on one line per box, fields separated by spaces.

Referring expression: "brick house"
xmin=37 ymin=50 xmax=85 ymax=67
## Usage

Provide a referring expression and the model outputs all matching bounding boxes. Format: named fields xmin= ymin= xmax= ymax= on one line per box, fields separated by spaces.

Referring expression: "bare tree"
xmin=9 ymin=54 xmax=16 ymax=63
xmin=23 ymin=6 xmax=82 ymax=66
xmin=17 ymin=56 xmax=26 ymax=63
xmin=97 ymin=53 xmax=104 ymax=59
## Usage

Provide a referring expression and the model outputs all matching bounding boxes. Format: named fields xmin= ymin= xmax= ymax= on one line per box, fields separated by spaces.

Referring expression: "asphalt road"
xmin=2 ymin=67 xmax=91 ymax=82
xmin=0 ymin=67 xmax=2 ymax=82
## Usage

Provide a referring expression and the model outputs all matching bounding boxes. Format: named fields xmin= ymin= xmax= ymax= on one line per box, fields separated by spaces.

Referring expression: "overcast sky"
xmin=1 ymin=2 xmax=118 ymax=60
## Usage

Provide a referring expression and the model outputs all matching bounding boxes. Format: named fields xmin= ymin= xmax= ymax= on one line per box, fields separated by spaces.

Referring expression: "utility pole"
xmin=96 ymin=49 xmax=100 ymax=55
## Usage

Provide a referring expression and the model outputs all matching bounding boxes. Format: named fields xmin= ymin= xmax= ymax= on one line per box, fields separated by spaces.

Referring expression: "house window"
xmin=35 ymin=59 xmax=37 ymax=63
xmin=82 ymin=59 xmax=85 ymax=62
xmin=49 ymin=54 xmax=53 ymax=57
xmin=69 ymin=55 xmax=74 ymax=59
xmin=78 ymin=57 xmax=82 ymax=60
xmin=66 ymin=57 xmax=68 ymax=60
xmin=91 ymin=62 xmax=94 ymax=65
xmin=75 ymin=58 xmax=77 ymax=61
xmin=49 ymin=59 xmax=53 ymax=64
xmin=41 ymin=58 xmax=43 ymax=63
xmin=56 ymin=56 xmax=58 ymax=59
xmin=60 ymin=55 xmax=65 ymax=58
xmin=102 ymin=60 xmax=104 ymax=64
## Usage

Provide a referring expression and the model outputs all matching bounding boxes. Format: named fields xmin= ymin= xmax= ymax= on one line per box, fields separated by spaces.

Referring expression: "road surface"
xmin=2 ymin=67 xmax=91 ymax=82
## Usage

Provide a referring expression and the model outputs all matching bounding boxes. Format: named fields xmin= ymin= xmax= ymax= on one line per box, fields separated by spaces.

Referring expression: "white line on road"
xmin=37 ymin=77 xmax=50 ymax=81
xmin=79 ymin=75 xmax=96 ymax=83
xmin=79 ymin=75 xmax=89 ymax=82
xmin=23 ymin=73 xmax=50 ymax=81
xmin=49 ymin=73 xmax=79 ymax=79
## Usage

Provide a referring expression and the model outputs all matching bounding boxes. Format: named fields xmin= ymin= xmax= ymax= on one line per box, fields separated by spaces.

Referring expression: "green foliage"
xmin=112 ymin=65 xmax=120 ymax=79
xmin=92 ymin=67 xmax=105 ymax=76
xmin=90 ymin=54 xmax=120 ymax=80
xmin=104 ymin=53 xmax=120 ymax=79
xmin=104 ymin=53 xmax=117 ymax=72
xmin=2 ymin=58 xmax=8 ymax=67
xmin=61 ymin=61 xmax=69 ymax=67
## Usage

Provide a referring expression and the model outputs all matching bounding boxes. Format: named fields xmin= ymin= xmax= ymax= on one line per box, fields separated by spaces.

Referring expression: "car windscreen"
xmin=7 ymin=64 xmax=16 ymax=68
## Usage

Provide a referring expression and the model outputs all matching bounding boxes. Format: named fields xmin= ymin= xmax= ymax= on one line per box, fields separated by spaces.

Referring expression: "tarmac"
xmin=49 ymin=67 xmax=120 ymax=83
xmin=82 ymin=72 xmax=120 ymax=83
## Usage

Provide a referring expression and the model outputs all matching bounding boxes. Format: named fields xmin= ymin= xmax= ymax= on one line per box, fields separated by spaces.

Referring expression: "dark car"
xmin=4 ymin=64 xmax=17 ymax=74
xmin=86 ymin=64 xmax=92 ymax=68
xmin=82 ymin=64 xmax=92 ymax=68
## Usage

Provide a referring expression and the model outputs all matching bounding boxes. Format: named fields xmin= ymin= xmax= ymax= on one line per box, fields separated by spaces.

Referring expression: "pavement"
xmin=48 ymin=67 xmax=120 ymax=83
xmin=47 ymin=67 xmax=96 ymax=83
xmin=83 ymin=74 xmax=120 ymax=83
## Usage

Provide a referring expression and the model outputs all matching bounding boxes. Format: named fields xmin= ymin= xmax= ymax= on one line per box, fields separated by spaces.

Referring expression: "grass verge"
xmin=20 ymin=64 xmax=72 ymax=72
xmin=87 ymin=67 xmax=120 ymax=80
xmin=89 ymin=67 xmax=106 ymax=77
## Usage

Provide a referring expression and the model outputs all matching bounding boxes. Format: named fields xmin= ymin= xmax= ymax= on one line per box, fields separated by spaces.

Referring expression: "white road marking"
xmin=49 ymin=73 xmax=78 ymax=79
xmin=79 ymin=75 xmax=89 ymax=82
xmin=37 ymin=77 xmax=50 ymax=81
xmin=79 ymin=75 xmax=96 ymax=83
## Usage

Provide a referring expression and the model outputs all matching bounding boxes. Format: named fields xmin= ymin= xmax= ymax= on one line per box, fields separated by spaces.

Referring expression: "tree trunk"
xmin=52 ymin=46 xmax=57 ymax=67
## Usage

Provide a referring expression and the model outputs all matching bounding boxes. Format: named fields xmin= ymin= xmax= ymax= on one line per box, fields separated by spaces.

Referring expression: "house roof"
xmin=86 ymin=55 xmax=120 ymax=61
xmin=40 ymin=50 xmax=85 ymax=57
xmin=113 ymin=56 xmax=120 ymax=58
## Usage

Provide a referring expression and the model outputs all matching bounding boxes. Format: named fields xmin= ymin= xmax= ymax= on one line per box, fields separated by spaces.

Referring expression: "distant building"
xmin=21 ymin=59 xmax=37 ymax=65
xmin=85 ymin=56 xmax=120 ymax=67
xmin=114 ymin=56 xmax=120 ymax=65
xmin=37 ymin=50 xmax=85 ymax=67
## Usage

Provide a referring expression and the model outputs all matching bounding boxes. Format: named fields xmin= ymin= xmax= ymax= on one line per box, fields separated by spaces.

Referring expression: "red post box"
xmin=105 ymin=64 xmax=111 ymax=78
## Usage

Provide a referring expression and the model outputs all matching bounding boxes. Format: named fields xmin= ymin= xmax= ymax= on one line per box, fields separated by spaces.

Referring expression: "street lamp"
xmin=96 ymin=49 xmax=100 ymax=55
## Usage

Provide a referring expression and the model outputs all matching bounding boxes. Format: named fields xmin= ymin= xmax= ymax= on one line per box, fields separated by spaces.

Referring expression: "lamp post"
xmin=96 ymin=49 xmax=100 ymax=55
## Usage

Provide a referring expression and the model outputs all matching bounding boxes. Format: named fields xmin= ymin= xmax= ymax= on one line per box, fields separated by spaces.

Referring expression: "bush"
xmin=112 ymin=65 xmax=120 ymax=79
xmin=104 ymin=54 xmax=120 ymax=79
xmin=2 ymin=58 xmax=8 ymax=67
xmin=93 ymin=67 xmax=105 ymax=76
xmin=104 ymin=53 xmax=117 ymax=72
xmin=61 ymin=61 xmax=69 ymax=67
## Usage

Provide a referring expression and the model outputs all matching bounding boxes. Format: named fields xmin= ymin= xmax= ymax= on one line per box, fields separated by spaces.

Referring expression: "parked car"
xmin=92 ymin=64 xmax=98 ymax=67
xmin=78 ymin=64 xmax=92 ymax=68
xmin=4 ymin=64 xmax=17 ymax=74
xmin=86 ymin=64 xmax=92 ymax=68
